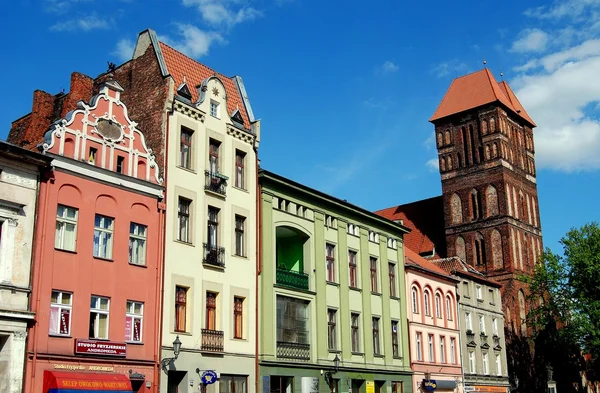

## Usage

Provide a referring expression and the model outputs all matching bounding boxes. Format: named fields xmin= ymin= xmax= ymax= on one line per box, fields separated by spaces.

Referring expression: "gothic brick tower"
xmin=429 ymin=68 xmax=542 ymax=334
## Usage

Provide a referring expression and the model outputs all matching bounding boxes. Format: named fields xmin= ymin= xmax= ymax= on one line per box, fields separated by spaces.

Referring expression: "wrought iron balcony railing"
xmin=277 ymin=341 xmax=310 ymax=361
xmin=276 ymin=268 xmax=309 ymax=291
xmin=204 ymin=171 xmax=228 ymax=196
xmin=203 ymin=243 xmax=225 ymax=268
xmin=201 ymin=329 xmax=224 ymax=352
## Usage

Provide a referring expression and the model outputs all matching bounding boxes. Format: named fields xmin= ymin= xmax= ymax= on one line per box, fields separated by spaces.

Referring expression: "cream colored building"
xmin=0 ymin=141 xmax=50 ymax=393
xmin=130 ymin=31 xmax=260 ymax=393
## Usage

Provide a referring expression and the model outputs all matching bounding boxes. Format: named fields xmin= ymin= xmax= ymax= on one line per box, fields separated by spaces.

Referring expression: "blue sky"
xmin=1 ymin=0 xmax=599 ymax=253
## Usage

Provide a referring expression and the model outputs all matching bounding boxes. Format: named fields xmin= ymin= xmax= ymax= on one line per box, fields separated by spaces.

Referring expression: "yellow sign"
xmin=366 ymin=381 xmax=375 ymax=393
xmin=472 ymin=386 xmax=507 ymax=393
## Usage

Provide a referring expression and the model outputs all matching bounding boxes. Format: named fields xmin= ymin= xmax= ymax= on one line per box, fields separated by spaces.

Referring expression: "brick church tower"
xmin=429 ymin=68 xmax=543 ymax=334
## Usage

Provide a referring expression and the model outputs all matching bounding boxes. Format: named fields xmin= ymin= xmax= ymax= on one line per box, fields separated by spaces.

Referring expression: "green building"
xmin=258 ymin=170 xmax=413 ymax=393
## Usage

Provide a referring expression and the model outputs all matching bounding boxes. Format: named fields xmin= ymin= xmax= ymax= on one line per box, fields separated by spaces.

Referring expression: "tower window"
xmin=474 ymin=234 xmax=486 ymax=266
xmin=470 ymin=189 xmax=483 ymax=220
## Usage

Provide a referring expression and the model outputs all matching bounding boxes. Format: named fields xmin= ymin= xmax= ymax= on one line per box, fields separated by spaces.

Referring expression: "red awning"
xmin=44 ymin=370 xmax=133 ymax=392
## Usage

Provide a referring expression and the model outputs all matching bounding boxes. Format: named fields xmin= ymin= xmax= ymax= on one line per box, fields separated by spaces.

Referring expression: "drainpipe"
xmin=254 ymin=137 xmax=261 ymax=393
xmin=455 ymin=283 xmax=466 ymax=393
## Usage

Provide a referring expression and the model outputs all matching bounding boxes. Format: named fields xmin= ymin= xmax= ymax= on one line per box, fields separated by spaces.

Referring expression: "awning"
xmin=44 ymin=370 xmax=132 ymax=393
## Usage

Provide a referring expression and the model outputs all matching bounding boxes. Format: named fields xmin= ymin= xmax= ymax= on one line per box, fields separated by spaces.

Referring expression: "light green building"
xmin=258 ymin=170 xmax=413 ymax=393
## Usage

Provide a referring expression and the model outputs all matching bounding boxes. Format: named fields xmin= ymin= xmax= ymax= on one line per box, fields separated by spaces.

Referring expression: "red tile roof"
xmin=405 ymin=248 xmax=455 ymax=282
xmin=159 ymin=42 xmax=251 ymax=129
xmin=429 ymin=68 xmax=536 ymax=127
xmin=375 ymin=196 xmax=445 ymax=258
xmin=431 ymin=256 xmax=501 ymax=287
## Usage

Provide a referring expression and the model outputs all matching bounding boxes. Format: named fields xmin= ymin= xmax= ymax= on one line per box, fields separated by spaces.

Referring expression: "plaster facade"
xmin=22 ymin=81 xmax=165 ymax=393
xmin=259 ymin=170 xmax=413 ymax=393
xmin=404 ymin=250 xmax=462 ymax=393
xmin=0 ymin=142 xmax=49 ymax=393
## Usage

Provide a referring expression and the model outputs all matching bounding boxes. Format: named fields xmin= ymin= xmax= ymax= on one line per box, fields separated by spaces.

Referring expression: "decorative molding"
xmin=174 ymin=100 xmax=205 ymax=123
xmin=1 ymin=170 xmax=36 ymax=188
xmin=226 ymin=126 xmax=254 ymax=145
xmin=13 ymin=331 xmax=27 ymax=340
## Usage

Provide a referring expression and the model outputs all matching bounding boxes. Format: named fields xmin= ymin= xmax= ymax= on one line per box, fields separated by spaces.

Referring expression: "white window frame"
xmin=90 ymin=296 xmax=110 ymax=339
xmin=450 ymin=338 xmax=456 ymax=364
xmin=479 ymin=315 xmax=486 ymax=334
xmin=50 ymin=291 xmax=72 ymax=336
xmin=427 ymin=334 xmax=434 ymax=362
xmin=435 ymin=293 xmax=442 ymax=318
xmin=493 ymin=318 xmax=498 ymax=336
xmin=446 ymin=296 xmax=453 ymax=320
xmin=412 ymin=287 xmax=419 ymax=314
xmin=440 ymin=336 xmax=446 ymax=363
xmin=424 ymin=291 xmax=431 ymax=316
xmin=495 ymin=354 xmax=502 ymax=375
xmin=125 ymin=301 xmax=143 ymax=343
xmin=210 ymin=100 xmax=220 ymax=118
xmin=55 ymin=205 xmax=78 ymax=251
xmin=129 ymin=222 xmax=147 ymax=265
xmin=483 ymin=352 xmax=489 ymax=375
xmin=416 ymin=332 xmax=422 ymax=361
xmin=469 ymin=351 xmax=476 ymax=374
xmin=476 ymin=285 xmax=483 ymax=300
xmin=466 ymin=312 xmax=472 ymax=330
xmin=93 ymin=215 xmax=114 ymax=259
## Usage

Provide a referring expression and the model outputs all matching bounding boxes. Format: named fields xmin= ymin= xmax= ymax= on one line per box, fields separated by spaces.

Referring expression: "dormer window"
xmin=88 ymin=147 xmax=97 ymax=165
xmin=210 ymin=100 xmax=220 ymax=118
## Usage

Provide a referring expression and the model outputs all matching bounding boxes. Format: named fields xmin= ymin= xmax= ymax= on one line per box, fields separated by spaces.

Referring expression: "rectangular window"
xmin=388 ymin=262 xmax=397 ymax=297
xmin=349 ymin=250 xmax=358 ymax=288
xmin=391 ymin=321 xmax=399 ymax=357
xmin=210 ymin=100 xmax=220 ymax=118
xmin=55 ymin=205 xmax=78 ymax=251
xmin=50 ymin=291 xmax=72 ymax=336
xmin=372 ymin=317 xmax=381 ymax=355
xmin=125 ymin=301 xmax=143 ymax=342
xmin=391 ymin=382 xmax=403 ymax=393
xmin=89 ymin=296 xmax=110 ymax=339
xmin=220 ymin=375 xmax=247 ymax=393
xmin=416 ymin=332 xmax=422 ymax=361
xmin=440 ymin=336 xmax=446 ymax=363
xmin=235 ymin=150 xmax=245 ymax=189
xmin=479 ymin=315 xmax=486 ymax=334
xmin=476 ymin=285 xmax=483 ymax=300
xmin=428 ymin=334 xmax=434 ymax=362
xmin=180 ymin=127 xmax=193 ymax=169
xmin=351 ymin=313 xmax=360 ymax=352
xmin=276 ymin=296 xmax=309 ymax=344
xmin=209 ymin=139 xmax=220 ymax=174
xmin=93 ymin=215 xmax=114 ymax=259
xmin=465 ymin=312 xmax=472 ymax=330
xmin=446 ymin=296 xmax=453 ymax=320
xmin=370 ymin=257 xmax=378 ymax=293
xmin=493 ymin=318 xmax=498 ymax=336
xmin=207 ymin=206 xmax=219 ymax=248
xmin=116 ymin=156 xmax=125 ymax=173
xmin=234 ymin=297 xmax=244 ymax=339
xmin=450 ymin=338 xmax=456 ymax=364
xmin=489 ymin=288 xmax=495 ymax=304
xmin=206 ymin=292 xmax=217 ymax=330
xmin=463 ymin=282 xmax=470 ymax=298
xmin=235 ymin=215 xmax=245 ymax=257
xmin=326 ymin=244 xmax=336 ymax=282
xmin=327 ymin=309 xmax=337 ymax=350
xmin=88 ymin=147 xmax=97 ymax=164
xmin=177 ymin=198 xmax=191 ymax=243
xmin=175 ymin=286 xmax=187 ymax=332
xmin=495 ymin=354 xmax=502 ymax=375
xmin=469 ymin=351 xmax=475 ymax=373
xmin=483 ymin=352 xmax=489 ymax=375
xmin=129 ymin=223 xmax=147 ymax=265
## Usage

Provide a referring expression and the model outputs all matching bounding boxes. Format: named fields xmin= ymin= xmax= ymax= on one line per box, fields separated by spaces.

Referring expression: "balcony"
xmin=204 ymin=171 xmax=228 ymax=196
xmin=203 ymin=243 xmax=225 ymax=268
xmin=277 ymin=341 xmax=310 ymax=361
xmin=276 ymin=268 xmax=309 ymax=291
xmin=201 ymin=329 xmax=224 ymax=353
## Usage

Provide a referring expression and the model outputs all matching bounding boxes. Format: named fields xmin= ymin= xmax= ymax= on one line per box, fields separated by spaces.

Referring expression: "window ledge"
xmin=174 ymin=239 xmax=195 ymax=247
xmin=349 ymin=286 xmax=362 ymax=292
xmin=351 ymin=352 xmax=364 ymax=356
xmin=49 ymin=334 xmax=72 ymax=339
xmin=173 ymin=331 xmax=192 ymax=336
xmin=390 ymin=295 xmax=401 ymax=301
xmin=326 ymin=281 xmax=340 ymax=287
xmin=373 ymin=354 xmax=384 ymax=358
xmin=128 ymin=262 xmax=147 ymax=268
xmin=204 ymin=189 xmax=227 ymax=199
xmin=89 ymin=337 xmax=110 ymax=341
xmin=202 ymin=263 xmax=225 ymax=271
xmin=55 ymin=247 xmax=77 ymax=254
xmin=328 ymin=349 xmax=341 ymax=354
xmin=93 ymin=256 xmax=114 ymax=262
xmin=393 ymin=356 xmax=403 ymax=360
xmin=177 ymin=166 xmax=197 ymax=174
xmin=233 ymin=253 xmax=248 ymax=259
xmin=232 ymin=337 xmax=247 ymax=342
xmin=371 ymin=292 xmax=382 ymax=296
xmin=232 ymin=186 xmax=248 ymax=193
xmin=126 ymin=341 xmax=144 ymax=345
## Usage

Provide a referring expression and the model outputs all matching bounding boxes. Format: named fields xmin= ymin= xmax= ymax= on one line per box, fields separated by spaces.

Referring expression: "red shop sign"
xmin=74 ymin=339 xmax=127 ymax=357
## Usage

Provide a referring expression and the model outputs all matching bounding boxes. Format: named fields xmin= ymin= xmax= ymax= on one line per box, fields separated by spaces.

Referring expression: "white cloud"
xmin=524 ymin=0 xmax=600 ymax=21
xmin=510 ymin=28 xmax=549 ymax=53
xmin=45 ymin=0 xmax=90 ymax=13
xmin=380 ymin=61 xmax=399 ymax=74
xmin=113 ymin=38 xmax=135 ymax=62
xmin=50 ymin=15 xmax=110 ymax=31
xmin=161 ymin=24 xmax=225 ymax=58
xmin=426 ymin=158 xmax=439 ymax=172
xmin=431 ymin=60 xmax=468 ymax=78
xmin=182 ymin=0 xmax=262 ymax=28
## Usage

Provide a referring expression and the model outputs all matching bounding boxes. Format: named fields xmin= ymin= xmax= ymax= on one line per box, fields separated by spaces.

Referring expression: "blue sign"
xmin=201 ymin=370 xmax=218 ymax=385
xmin=422 ymin=380 xmax=437 ymax=391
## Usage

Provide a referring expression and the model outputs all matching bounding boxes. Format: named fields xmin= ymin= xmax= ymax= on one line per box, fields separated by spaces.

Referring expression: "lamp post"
xmin=324 ymin=355 xmax=341 ymax=387
xmin=161 ymin=336 xmax=182 ymax=373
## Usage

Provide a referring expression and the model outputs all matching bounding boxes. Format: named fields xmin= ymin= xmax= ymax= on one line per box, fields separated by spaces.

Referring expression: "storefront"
xmin=419 ymin=378 xmax=458 ymax=393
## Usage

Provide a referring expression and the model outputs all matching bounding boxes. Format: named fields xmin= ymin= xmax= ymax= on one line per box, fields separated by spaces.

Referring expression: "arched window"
xmin=485 ymin=145 xmax=491 ymax=160
xmin=486 ymin=185 xmax=499 ymax=217
xmin=457 ymin=152 xmax=463 ymax=168
xmin=424 ymin=290 xmax=431 ymax=316
xmin=490 ymin=117 xmax=496 ymax=132
xmin=412 ymin=287 xmax=419 ymax=314
xmin=437 ymin=132 xmax=443 ymax=147
xmin=491 ymin=229 xmax=503 ymax=269
xmin=444 ymin=130 xmax=451 ymax=145
xmin=518 ymin=290 xmax=527 ymax=335
xmin=456 ymin=236 xmax=466 ymax=262
xmin=481 ymin=119 xmax=488 ymax=135
xmin=469 ymin=124 xmax=478 ymax=164
xmin=474 ymin=232 xmax=486 ymax=266
xmin=492 ymin=142 xmax=498 ymax=158
xmin=519 ymin=191 xmax=527 ymax=223
xmin=440 ymin=157 xmax=446 ymax=172
xmin=446 ymin=295 xmax=453 ymax=320
xmin=435 ymin=293 xmax=442 ymax=318
xmin=450 ymin=193 xmax=463 ymax=225
xmin=470 ymin=189 xmax=483 ymax=220
xmin=461 ymin=127 xmax=469 ymax=166
xmin=506 ymin=306 xmax=512 ymax=331
xmin=446 ymin=155 xmax=453 ymax=170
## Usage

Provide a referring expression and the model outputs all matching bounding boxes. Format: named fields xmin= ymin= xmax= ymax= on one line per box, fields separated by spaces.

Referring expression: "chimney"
xmin=60 ymin=72 xmax=93 ymax=118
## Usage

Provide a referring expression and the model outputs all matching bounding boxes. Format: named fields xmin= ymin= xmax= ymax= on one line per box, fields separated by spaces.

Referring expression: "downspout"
xmin=455 ymin=283 xmax=466 ymax=393
xmin=156 ymin=98 xmax=174 ymax=392
xmin=254 ymin=137 xmax=261 ymax=393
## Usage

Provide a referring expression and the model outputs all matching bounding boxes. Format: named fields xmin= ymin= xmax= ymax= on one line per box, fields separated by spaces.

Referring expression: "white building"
xmin=0 ymin=141 xmax=50 ymax=393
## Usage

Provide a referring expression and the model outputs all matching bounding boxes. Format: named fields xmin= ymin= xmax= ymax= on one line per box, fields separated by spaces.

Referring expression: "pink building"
xmin=405 ymin=248 xmax=463 ymax=393
xmin=22 ymin=79 xmax=164 ymax=393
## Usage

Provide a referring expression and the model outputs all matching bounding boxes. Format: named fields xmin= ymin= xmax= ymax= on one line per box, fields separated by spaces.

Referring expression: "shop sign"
xmin=366 ymin=381 xmax=375 ymax=393
xmin=201 ymin=370 xmax=218 ymax=385
xmin=422 ymin=380 xmax=437 ymax=391
xmin=74 ymin=339 xmax=127 ymax=357
xmin=472 ymin=386 xmax=508 ymax=393
xmin=53 ymin=364 xmax=114 ymax=372
xmin=301 ymin=377 xmax=319 ymax=393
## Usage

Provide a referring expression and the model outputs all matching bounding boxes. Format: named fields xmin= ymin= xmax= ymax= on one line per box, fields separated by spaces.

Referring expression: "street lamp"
xmin=161 ymin=336 xmax=182 ymax=373
xmin=324 ymin=354 xmax=341 ymax=386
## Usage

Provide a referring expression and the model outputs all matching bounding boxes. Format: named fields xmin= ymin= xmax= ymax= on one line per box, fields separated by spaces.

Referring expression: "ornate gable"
xmin=41 ymin=79 xmax=162 ymax=185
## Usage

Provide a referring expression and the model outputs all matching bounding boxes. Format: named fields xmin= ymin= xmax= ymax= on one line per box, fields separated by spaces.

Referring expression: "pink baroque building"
xmin=405 ymin=248 xmax=463 ymax=393
xmin=23 ymin=79 xmax=165 ymax=393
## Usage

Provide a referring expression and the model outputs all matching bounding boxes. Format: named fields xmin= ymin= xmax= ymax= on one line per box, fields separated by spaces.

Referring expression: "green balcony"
xmin=276 ymin=268 xmax=309 ymax=291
